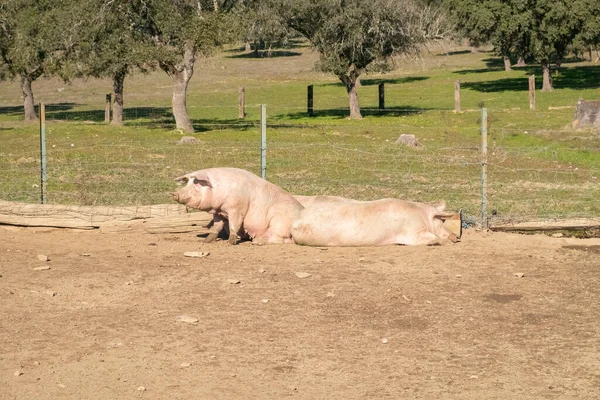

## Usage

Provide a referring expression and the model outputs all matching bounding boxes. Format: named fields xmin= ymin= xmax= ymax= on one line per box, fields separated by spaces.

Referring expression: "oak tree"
xmin=278 ymin=0 xmax=425 ymax=119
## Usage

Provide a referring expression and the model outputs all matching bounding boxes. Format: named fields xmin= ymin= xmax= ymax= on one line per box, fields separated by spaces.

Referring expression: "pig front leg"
xmin=226 ymin=212 xmax=244 ymax=245
xmin=205 ymin=214 xmax=226 ymax=243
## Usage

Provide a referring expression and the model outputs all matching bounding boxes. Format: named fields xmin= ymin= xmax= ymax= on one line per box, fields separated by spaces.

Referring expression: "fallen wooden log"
xmin=0 ymin=200 xmax=192 ymax=230
xmin=490 ymin=218 xmax=600 ymax=232
xmin=100 ymin=213 xmax=213 ymax=234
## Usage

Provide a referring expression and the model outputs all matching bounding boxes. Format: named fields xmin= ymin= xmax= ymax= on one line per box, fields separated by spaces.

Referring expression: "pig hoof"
xmin=205 ymin=233 xmax=218 ymax=243
xmin=228 ymin=234 xmax=238 ymax=245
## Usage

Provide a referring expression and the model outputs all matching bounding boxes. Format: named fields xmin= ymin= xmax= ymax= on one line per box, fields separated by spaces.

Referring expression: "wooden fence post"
xmin=105 ymin=93 xmax=111 ymax=122
xmin=378 ymin=83 xmax=385 ymax=112
xmin=238 ymin=87 xmax=245 ymax=118
xmin=307 ymin=85 xmax=314 ymax=117
xmin=454 ymin=80 xmax=461 ymax=113
xmin=528 ymin=75 xmax=535 ymax=110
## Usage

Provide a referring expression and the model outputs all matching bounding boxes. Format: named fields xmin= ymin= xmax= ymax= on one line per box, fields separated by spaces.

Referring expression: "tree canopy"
xmin=0 ymin=0 xmax=81 ymax=120
xmin=278 ymin=0 xmax=426 ymax=119
xmin=2 ymin=0 xmax=600 ymax=123
xmin=445 ymin=0 xmax=600 ymax=90
xmin=67 ymin=0 xmax=158 ymax=125
xmin=119 ymin=0 xmax=230 ymax=132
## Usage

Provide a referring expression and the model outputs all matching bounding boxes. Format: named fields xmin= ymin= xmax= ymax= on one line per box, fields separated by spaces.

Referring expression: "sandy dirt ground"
xmin=1 ymin=226 xmax=599 ymax=400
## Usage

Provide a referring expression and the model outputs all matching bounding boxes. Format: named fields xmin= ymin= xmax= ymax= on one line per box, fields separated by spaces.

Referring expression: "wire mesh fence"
xmin=1 ymin=105 xmax=598 ymax=228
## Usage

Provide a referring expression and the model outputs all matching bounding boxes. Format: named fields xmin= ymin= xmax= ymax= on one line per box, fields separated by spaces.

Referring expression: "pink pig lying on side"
xmin=290 ymin=198 xmax=459 ymax=246
xmin=172 ymin=167 xmax=303 ymax=244
xmin=293 ymin=195 xmax=360 ymax=208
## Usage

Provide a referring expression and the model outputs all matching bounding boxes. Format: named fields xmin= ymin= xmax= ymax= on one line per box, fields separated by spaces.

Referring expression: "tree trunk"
xmin=20 ymin=74 xmax=37 ymax=121
xmin=541 ymin=62 xmax=553 ymax=92
xmin=347 ymin=84 xmax=362 ymax=119
xmin=503 ymin=56 xmax=512 ymax=71
xmin=161 ymin=41 xmax=195 ymax=133
xmin=341 ymin=67 xmax=363 ymax=119
xmin=111 ymin=68 xmax=126 ymax=126
xmin=589 ymin=47 xmax=593 ymax=61
xmin=170 ymin=70 xmax=194 ymax=132
xmin=515 ymin=57 xmax=526 ymax=67
xmin=253 ymin=40 xmax=260 ymax=57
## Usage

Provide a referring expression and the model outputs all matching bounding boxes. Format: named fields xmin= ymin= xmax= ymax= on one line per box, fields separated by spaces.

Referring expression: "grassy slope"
xmin=1 ymin=42 xmax=599 ymax=222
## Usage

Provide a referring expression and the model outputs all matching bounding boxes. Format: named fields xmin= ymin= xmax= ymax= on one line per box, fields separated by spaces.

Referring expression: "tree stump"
xmin=572 ymin=99 xmax=600 ymax=129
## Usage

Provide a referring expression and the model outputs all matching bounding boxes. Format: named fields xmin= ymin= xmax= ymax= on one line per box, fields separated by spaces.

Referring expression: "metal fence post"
xmin=39 ymin=103 xmax=47 ymax=204
xmin=260 ymin=104 xmax=267 ymax=179
xmin=481 ymin=107 xmax=488 ymax=230
xmin=378 ymin=83 xmax=385 ymax=112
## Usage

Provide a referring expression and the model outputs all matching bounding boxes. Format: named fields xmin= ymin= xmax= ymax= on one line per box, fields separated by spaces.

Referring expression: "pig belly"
xmin=291 ymin=211 xmax=410 ymax=247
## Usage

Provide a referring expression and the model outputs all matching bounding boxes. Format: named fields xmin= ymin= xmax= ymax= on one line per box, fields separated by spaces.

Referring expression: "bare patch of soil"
xmin=1 ymin=227 xmax=599 ymax=399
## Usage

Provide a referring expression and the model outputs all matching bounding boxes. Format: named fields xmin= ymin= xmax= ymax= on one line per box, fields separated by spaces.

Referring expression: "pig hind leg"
xmin=252 ymin=231 xmax=288 ymax=245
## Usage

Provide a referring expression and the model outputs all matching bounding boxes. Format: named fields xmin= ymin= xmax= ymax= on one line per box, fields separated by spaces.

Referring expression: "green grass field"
xmin=1 ymin=42 xmax=599 ymax=224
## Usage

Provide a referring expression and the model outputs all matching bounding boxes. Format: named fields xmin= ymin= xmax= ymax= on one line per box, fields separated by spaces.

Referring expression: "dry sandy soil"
xmin=1 ymin=226 xmax=599 ymax=399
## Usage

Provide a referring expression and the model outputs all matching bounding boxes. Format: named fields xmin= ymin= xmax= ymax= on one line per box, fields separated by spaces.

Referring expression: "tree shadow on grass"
xmin=553 ymin=65 xmax=600 ymax=90
xmin=435 ymin=49 xmax=472 ymax=56
xmin=321 ymin=76 xmax=429 ymax=87
xmin=225 ymin=38 xmax=310 ymax=54
xmin=0 ymin=105 xmax=28 ymax=116
xmin=456 ymin=55 xmax=591 ymax=75
xmin=227 ymin=50 xmax=303 ymax=59
xmin=191 ymin=119 xmax=257 ymax=133
xmin=461 ymin=65 xmax=600 ymax=92
xmin=360 ymin=76 xmax=428 ymax=86
xmin=462 ymin=78 xmax=531 ymax=92
xmin=277 ymin=105 xmax=427 ymax=120
xmin=45 ymin=106 xmax=173 ymax=123
xmin=0 ymin=102 xmax=261 ymax=133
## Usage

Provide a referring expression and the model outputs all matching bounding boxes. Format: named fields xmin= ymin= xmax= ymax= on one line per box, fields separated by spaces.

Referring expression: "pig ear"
xmin=190 ymin=172 xmax=213 ymax=188
xmin=174 ymin=175 xmax=189 ymax=184
xmin=431 ymin=201 xmax=457 ymax=220
xmin=430 ymin=200 xmax=446 ymax=212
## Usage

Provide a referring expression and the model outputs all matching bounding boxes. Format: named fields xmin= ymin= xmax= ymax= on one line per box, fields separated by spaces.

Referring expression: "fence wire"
xmin=1 ymin=106 xmax=598 ymax=227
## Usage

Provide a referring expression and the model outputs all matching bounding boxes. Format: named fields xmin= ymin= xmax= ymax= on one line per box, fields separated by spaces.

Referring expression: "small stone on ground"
xmin=183 ymin=251 xmax=209 ymax=258
xmin=175 ymin=315 xmax=199 ymax=324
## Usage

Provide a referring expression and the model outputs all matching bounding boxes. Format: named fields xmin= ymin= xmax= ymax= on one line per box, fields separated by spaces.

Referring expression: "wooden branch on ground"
xmin=490 ymin=218 xmax=600 ymax=232
xmin=0 ymin=200 xmax=211 ymax=233
xmin=100 ymin=213 xmax=213 ymax=234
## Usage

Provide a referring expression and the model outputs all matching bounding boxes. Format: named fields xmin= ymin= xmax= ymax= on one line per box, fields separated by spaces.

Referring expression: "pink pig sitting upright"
xmin=172 ymin=167 xmax=303 ymax=244
xmin=290 ymin=198 xmax=459 ymax=247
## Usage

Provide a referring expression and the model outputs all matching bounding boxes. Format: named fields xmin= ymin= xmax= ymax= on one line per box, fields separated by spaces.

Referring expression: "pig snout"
xmin=171 ymin=191 xmax=180 ymax=202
